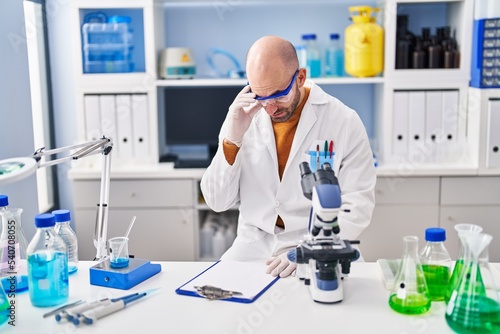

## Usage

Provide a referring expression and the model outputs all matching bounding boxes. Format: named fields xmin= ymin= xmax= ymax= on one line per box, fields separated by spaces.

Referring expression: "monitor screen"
xmin=163 ymin=85 xmax=244 ymax=148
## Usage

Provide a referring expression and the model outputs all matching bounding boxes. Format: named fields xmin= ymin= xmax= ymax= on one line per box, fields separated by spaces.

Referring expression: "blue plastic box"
xmin=81 ymin=13 xmax=134 ymax=73
xmin=470 ymin=18 xmax=500 ymax=88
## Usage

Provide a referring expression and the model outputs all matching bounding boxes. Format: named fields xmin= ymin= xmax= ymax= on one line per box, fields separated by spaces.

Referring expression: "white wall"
xmin=0 ymin=0 xmax=39 ymax=240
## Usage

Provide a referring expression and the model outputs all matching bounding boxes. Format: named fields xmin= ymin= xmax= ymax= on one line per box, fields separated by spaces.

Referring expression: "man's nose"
xmin=264 ymin=104 xmax=278 ymax=115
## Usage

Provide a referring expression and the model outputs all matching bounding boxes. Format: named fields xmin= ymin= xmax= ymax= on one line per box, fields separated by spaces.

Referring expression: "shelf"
xmin=156 ymin=77 xmax=384 ymax=87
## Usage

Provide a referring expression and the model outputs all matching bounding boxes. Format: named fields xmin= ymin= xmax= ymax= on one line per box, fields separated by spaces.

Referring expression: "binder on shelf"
xmin=99 ymin=94 xmax=118 ymax=146
xmin=115 ymin=94 xmax=134 ymax=159
xmin=441 ymin=90 xmax=459 ymax=145
xmin=131 ymin=94 xmax=149 ymax=159
xmin=487 ymin=99 xmax=500 ymax=167
xmin=392 ymin=91 xmax=409 ymax=157
xmin=425 ymin=91 xmax=442 ymax=161
xmin=84 ymin=94 xmax=101 ymax=141
xmin=175 ymin=260 xmax=279 ymax=303
xmin=408 ymin=91 xmax=426 ymax=161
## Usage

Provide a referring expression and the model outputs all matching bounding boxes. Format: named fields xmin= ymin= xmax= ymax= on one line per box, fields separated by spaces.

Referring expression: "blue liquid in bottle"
xmin=28 ymin=251 xmax=68 ymax=307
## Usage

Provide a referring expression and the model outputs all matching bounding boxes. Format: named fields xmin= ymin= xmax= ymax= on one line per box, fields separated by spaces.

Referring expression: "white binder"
xmin=115 ymin=94 xmax=134 ymax=160
xmin=131 ymin=94 xmax=149 ymax=159
xmin=441 ymin=90 xmax=459 ymax=145
xmin=487 ymin=99 xmax=500 ymax=167
xmin=84 ymin=95 xmax=101 ymax=141
xmin=408 ymin=91 xmax=426 ymax=162
xmin=425 ymin=91 xmax=442 ymax=162
xmin=99 ymin=95 xmax=118 ymax=145
xmin=392 ymin=91 xmax=409 ymax=157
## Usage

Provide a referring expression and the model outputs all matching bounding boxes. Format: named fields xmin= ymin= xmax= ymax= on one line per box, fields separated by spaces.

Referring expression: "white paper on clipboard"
xmin=175 ymin=260 xmax=279 ymax=303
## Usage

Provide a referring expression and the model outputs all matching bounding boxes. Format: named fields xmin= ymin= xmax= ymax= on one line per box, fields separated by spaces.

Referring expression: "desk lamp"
xmin=0 ymin=136 xmax=160 ymax=289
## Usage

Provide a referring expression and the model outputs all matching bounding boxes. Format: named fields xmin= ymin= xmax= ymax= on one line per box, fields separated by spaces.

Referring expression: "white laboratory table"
xmin=2 ymin=261 xmax=458 ymax=334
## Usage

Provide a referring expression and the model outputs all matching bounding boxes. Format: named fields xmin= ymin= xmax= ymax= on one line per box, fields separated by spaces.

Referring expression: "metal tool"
xmin=287 ymin=161 xmax=359 ymax=303
xmin=42 ymin=300 xmax=84 ymax=318
xmin=194 ymin=285 xmax=243 ymax=300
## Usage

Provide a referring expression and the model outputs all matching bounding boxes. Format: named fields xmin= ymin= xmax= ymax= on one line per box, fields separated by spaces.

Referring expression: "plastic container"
xmin=53 ymin=210 xmax=79 ymax=275
xmin=301 ymin=34 xmax=321 ymax=78
xmin=325 ymin=33 xmax=344 ymax=77
xmin=81 ymin=13 xmax=134 ymax=73
xmin=419 ymin=227 xmax=451 ymax=301
xmin=345 ymin=6 xmax=384 ymax=77
xmin=27 ymin=213 xmax=68 ymax=307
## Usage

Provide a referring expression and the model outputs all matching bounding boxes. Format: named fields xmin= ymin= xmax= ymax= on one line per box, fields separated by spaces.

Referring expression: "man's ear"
xmin=297 ymin=68 xmax=307 ymax=87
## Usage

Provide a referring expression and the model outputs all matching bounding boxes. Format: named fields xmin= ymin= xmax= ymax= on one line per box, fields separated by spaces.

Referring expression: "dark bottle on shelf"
xmin=428 ymin=37 xmax=443 ymax=68
xmin=443 ymin=43 xmax=455 ymax=69
xmin=412 ymin=38 xmax=426 ymax=69
xmin=395 ymin=15 xmax=415 ymax=69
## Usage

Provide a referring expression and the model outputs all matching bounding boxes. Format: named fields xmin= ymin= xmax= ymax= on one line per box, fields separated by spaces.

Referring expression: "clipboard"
xmin=175 ymin=260 xmax=280 ymax=303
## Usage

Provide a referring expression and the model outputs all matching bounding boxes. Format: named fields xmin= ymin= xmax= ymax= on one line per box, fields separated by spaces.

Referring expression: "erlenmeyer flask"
xmin=389 ymin=236 xmax=431 ymax=315
xmin=445 ymin=223 xmax=483 ymax=304
xmin=445 ymin=232 xmax=500 ymax=333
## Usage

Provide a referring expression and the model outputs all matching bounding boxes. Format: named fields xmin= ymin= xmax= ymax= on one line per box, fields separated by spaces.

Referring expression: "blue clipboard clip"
xmin=194 ymin=285 xmax=243 ymax=300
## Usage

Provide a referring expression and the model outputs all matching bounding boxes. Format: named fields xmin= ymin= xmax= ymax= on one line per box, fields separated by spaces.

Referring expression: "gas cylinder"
xmin=344 ymin=6 xmax=384 ymax=77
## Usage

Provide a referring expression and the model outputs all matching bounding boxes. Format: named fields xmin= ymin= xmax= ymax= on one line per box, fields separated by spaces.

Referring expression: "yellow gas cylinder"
xmin=344 ymin=6 xmax=384 ymax=77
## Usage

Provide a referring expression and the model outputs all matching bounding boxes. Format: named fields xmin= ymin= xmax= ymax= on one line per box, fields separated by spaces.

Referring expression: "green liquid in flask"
xmin=446 ymin=295 xmax=500 ymax=334
xmin=0 ymin=290 xmax=9 ymax=326
xmin=389 ymin=293 xmax=431 ymax=315
xmin=446 ymin=259 xmax=464 ymax=303
xmin=422 ymin=264 xmax=450 ymax=301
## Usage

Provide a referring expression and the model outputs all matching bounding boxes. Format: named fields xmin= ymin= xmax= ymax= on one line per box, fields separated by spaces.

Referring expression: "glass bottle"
xmin=389 ymin=236 xmax=431 ymax=315
xmin=325 ymin=33 xmax=344 ymax=77
xmin=445 ymin=223 xmax=483 ymax=304
xmin=301 ymin=34 xmax=321 ymax=78
xmin=53 ymin=209 xmax=79 ymax=274
xmin=420 ymin=227 xmax=451 ymax=301
xmin=0 ymin=195 xmax=29 ymax=290
xmin=27 ymin=213 xmax=69 ymax=307
xmin=445 ymin=232 xmax=500 ymax=333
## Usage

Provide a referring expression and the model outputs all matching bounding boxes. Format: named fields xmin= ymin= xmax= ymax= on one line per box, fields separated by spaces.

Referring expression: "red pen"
xmin=329 ymin=140 xmax=334 ymax=159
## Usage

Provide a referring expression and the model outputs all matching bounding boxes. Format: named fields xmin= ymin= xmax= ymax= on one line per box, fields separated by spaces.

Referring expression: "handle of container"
xmin=349 ymin=6 xmax=379 ymax=18
xmin=83 ymin=12 xmax=108 ymax=24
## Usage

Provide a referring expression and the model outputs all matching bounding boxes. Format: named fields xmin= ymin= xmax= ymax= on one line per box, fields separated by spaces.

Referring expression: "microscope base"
xmin=89 ymin=258 xmax=162 ymax=290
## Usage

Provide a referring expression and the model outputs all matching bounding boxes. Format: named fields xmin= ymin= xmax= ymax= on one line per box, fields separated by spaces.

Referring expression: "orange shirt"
xmin=223 ymin=87 xmax=311 ymax=228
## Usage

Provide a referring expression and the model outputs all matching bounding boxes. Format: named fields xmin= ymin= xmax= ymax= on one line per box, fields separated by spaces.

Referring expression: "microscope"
xmin=287 ymin=161 xmax=359 ymax=303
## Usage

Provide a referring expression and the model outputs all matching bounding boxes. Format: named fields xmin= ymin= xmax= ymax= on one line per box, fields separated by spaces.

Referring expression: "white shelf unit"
xmin=65 ymin=0 xmax=499 ymax=262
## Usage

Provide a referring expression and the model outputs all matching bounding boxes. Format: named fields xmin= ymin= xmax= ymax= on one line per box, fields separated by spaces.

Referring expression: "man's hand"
xmin=225 ymin=85 xmax=261 ymax=147
xmin=265 ymin=252 xmax=297 ymax=278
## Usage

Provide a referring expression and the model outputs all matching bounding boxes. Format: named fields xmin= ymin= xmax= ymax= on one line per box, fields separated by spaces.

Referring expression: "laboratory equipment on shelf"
xmin=301 ymin=34 xmax=321 ymax=78
xmin=445 ymin=232 xmax=500 ymax=333
xmin=419 ymin=227 xmax=451 ymax=301
xmin=325 ymin=33 xmax=344 ymax=77
xmin=53 ymin=209 xmax=79 ymax=275
xmin=389 ymin=236 xmax=431 ymax=315
xmin=27 ymin=213 xmax=69 ymax=307
xmin=445 ymin=223 xmax=483 ymax=304
xmin=287 ymin=161 xmax=359 ymax=303
xmin=344 ymin=6 xmax=383 ymax=78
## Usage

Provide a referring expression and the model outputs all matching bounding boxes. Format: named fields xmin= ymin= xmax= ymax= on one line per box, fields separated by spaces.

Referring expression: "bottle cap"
xmin=52 ymin=209 xmax=71 ymax=222
xmin=425 ymin=227 xmax=446 ymax=242
xmin=0 ymin=195 xmax=8 ymax=207
xmin=330 ymin=33 xmax=340 ymax=40
xmin=301 ymin=33 xmax=317 ymax=40
xmin=35 ymin=213 xmax=56 ymax=228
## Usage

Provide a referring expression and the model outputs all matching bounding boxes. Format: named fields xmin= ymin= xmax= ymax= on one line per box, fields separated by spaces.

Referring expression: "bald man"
xmin=201 ymin=36 xmax=376 ymax=278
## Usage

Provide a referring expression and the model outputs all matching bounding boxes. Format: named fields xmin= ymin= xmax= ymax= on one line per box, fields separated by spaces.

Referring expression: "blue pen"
xmin=324 ymin=140 xmax=328 ymax=158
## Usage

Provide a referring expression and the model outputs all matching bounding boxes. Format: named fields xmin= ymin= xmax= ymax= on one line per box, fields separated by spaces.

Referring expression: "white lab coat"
xmin=200 ymin=80 xmax=376 ymax=261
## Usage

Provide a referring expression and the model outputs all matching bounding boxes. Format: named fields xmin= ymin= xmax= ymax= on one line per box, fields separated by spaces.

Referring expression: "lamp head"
xmin=0 ymin=157 xmax=38 ymax=185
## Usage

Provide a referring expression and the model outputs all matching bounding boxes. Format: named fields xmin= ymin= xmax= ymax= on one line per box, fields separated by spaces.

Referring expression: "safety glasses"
xmin=252 ymin=70 xmax=299 ymax=106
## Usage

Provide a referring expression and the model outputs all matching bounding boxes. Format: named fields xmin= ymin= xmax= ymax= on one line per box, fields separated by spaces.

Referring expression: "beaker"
xmin=445 ymin=223 xmax=483 ymax=304
xmin=445 ymin=232 xmax=500 ymax=333
xmin=389 ymin=236 xmax=431 ymax=315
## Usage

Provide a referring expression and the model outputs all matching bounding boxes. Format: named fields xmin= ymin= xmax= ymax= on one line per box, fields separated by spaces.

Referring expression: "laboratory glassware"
xmin=420 ymin=227 xmax=451 ymax=301
xmin=0 ymin=286 xmax=9 ymax=326
xmin=27 ymin=213 xmax=69 ymax=307
xmin=301 ymin=34 xmax=321 ymax=78
xmin=445 ymin=232 xmax=500 ymax=333
xmin=53 ymin=210 xmax=79 ymax=274
xmin=389 ymin=236 xmax=431 ymax=315
xmin=445 ymin=223 xmax=483 ymax=304
xmin=325 ymin=33 xmax=344 ymax=77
